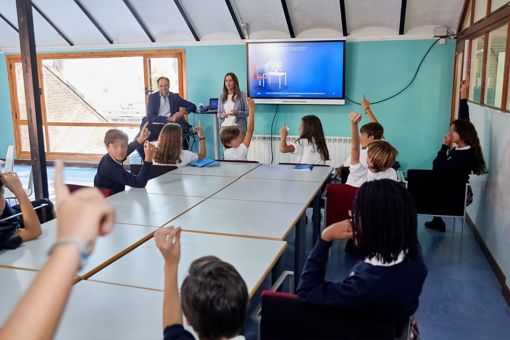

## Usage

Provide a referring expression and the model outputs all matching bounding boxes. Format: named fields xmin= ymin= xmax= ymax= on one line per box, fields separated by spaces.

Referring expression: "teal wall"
xmin=0 ymin=39 xmax=455 ymax=168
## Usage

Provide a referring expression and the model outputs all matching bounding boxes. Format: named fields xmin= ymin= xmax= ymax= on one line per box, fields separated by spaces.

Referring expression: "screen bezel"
xmin=246 ymin=39 xmax=346 ymax=105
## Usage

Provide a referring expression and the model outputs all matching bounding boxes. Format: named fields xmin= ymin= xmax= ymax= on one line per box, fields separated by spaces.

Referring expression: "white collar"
xmin=364 ymin=251 xmax=406 ymax=267
xmin=109 ymin=154 xmax=124 ymax=166
xmin=455 ymin=145 xmax=471 ymax=151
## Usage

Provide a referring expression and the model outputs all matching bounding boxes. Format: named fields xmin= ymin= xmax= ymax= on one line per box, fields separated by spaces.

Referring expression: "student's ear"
xmin=368 ymin=135 xmax=375 ymax=142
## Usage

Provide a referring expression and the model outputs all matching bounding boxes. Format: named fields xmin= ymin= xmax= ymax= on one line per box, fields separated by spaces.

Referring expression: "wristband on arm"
xmin=48 ymin=237 xmax=92 ymax=270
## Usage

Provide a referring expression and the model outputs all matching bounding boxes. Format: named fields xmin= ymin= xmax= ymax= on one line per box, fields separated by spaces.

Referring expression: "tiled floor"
xmin=6 ymin=164 xmax=510 ymax=340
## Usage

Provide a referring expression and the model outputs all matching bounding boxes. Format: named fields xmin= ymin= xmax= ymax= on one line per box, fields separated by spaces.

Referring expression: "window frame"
xmin=6 ymin=49 xmax=186 ymax=160
xmin=453 ymin=0 xmax=510 ymax=117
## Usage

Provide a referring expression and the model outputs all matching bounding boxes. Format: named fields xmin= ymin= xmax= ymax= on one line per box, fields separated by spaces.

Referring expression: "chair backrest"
xmin=4 ymin=145 xmax=15 ymax=172
xmin=260 ymin=291 xmax=397 ymax=340
xmin=406 ymin=169 xmax=467 ymax=217
xmin=326 ymin=184 xmax=358 ymax=226
xmin=129 ymin=164 xmax=177 ymax=179
xmin=67 ymin=184 xmax=113 ymax=198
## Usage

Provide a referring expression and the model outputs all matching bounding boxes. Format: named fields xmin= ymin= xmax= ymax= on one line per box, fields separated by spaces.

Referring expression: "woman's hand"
xmin=220 ymin=112 xmax=228 ymax=119
xmin=229 ymin=109 xmax=238 ymax=116
xmin=321 ymin=219 xmax=353 ymax=242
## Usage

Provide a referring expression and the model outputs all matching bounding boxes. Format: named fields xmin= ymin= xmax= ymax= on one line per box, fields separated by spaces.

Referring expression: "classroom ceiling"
xmin=0 ymin=0 xmax=465 ymax=50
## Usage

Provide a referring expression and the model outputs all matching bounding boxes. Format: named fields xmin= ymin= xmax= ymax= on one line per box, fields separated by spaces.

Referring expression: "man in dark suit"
xmin=136 ymin=76 xmax=196 ymax=158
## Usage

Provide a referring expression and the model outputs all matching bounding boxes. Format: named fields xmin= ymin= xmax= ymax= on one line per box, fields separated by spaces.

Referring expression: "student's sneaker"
xmin=425 ymin=217 xmax=446 ymax=232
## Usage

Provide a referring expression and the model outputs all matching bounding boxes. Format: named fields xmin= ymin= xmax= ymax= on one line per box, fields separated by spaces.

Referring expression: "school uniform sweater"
xmin=297 ymin=239 xmax=428 ymax=322
xmin=94 ymin=141 xmax=152 ymax=195
xmin=432 ymin=144 xmax=476 ymax=183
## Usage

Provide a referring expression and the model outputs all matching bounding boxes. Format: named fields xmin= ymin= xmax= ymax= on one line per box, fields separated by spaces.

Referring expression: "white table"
xmin=0 ymin=220 xmax=156 ymax=277
xmin=169 ymin=162 xmax=260 ymax=178
xmin=0 ymin=268 xmax=164 ymax=340
xmin=213 ymin=178 xmax=321 ymax=205
xmin=89 ymin=231 xmax=287 ymax=298
xmin=172 ymin=198 xmax=305 ymax=240
xmin=243 ymin=164 xmax=332 ymax=182
xmin=144 ymin=173 xmax=237 ymax=197
xmin=107 ymin=190 xmax=205 ymax=227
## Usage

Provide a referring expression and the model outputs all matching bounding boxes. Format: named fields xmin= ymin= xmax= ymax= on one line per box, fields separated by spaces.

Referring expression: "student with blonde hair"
xmin=346 ymin=112 xmax=398 ymax=187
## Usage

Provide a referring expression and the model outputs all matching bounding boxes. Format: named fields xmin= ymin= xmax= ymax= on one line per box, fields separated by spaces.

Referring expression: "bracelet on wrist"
xmin=199 ymin=137 xmax=205 ymax=141
xmin=48 ymin=237 xmax=92 ymax=270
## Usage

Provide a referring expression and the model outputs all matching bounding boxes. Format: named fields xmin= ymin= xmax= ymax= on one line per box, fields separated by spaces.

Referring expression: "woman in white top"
xmin=153 ymin=123 xmax=206 ymax=167
xmin=217 ymin=73 xmax=249 ymax=132
xmin=279 ymin=115 xmax=330 ymax=165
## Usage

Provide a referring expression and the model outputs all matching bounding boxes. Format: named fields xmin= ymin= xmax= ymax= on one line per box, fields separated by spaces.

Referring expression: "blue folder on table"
xmin=294 ymin=164 xmax=314 ymax=171
xmin=191 ymin=158 xmax=218 ymax=167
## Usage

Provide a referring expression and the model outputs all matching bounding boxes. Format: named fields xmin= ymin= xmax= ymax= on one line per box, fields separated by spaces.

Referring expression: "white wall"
xmin=468 ymin=103 xmax=510 ymax=282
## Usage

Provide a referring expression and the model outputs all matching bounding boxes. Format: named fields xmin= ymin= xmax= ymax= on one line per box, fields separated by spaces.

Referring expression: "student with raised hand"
xmin=155 ymin=226 xmax=249 ymax=340
xmin=221 ymin=97 xmax=255 ymax=161
xmin=94 ymin=126 xmax=154 ymax=195
xmin=279 ymin=115 xmax=330 ymax=164
xmin=297 ymin=179 xmax=428 ymax=324
xmin=458 ymin=77 xmax=470 ymax=121
xmin=425 ymin=118 xmax=487 ymax=232
xmin=0 ymin=171 xmax=42 ymax=249
xmin=153 ymin=124 xmax=206 ymax=167
xmin=346 ymin=112 xmax=398 ymax=187
xmin=342 ymin=95 xmax=385 ymax=167
xmin=0 ymin=161 xmax=115 ymax=340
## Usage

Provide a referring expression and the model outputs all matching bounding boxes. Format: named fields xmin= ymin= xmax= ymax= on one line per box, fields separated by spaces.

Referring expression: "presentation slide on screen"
xmin=247 ymin=41 xmax=344 ymax=99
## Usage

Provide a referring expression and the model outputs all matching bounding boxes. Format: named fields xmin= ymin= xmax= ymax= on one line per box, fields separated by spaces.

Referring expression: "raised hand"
xmin=349 ymin=112 xmax=362 ymax=125
xmin=361 ymin=95 xmax=371 ymax=112
xmin=279 ymin=123 xmax=289 ymax=138
xmin=154 ymin=226 xmax=182 ymax=265
xmin=55 ymin=161 xmax=115 ymax=252
xmin=0 ymin=171 xmax=25 ymax=196
xmin=137 ymin=122 xmax=151 ymax=144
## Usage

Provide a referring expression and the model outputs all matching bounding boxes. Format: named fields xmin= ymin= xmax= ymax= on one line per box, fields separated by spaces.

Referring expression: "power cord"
xmin=345 ymin=38 xmax=442 ymax=105
xmin=270 ymin=104 xmax=280 ymax=164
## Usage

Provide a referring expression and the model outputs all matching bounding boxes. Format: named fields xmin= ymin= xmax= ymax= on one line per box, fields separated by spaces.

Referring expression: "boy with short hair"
xmin=220 ymin=97 xmax=255 ymax=161
xmin=94 ymin=125 xmax=155 ymax=195
xmin=0 ymin=171 xmax=43 ymax=250
xmin=343 ymin=96 xmax=384 ymax=167
xmin=155 ymin=226 xmax=248 ymax=340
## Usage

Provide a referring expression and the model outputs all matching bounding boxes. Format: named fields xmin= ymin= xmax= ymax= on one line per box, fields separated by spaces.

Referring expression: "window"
xmin=8 ymin=50 xmax=185 ymax=160
xmin=474 ymin=0 xmax=488 ymax=22
xmin=484 ymin=25 xmax=507 ymax=108
xmin=41 ymin=57 xmax=146 ymax=124
xmin=491 ymin=0 xmax=509 ymax=12
xmin=462 ymin=0 xmax=472 ymax=31
xmin=469 ymin=36 xmax=485 ymax=103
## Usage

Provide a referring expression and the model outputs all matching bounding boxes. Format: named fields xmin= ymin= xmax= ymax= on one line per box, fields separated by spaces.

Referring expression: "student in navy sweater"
xmin=297 ymin=179 xmax=427 ymax=323
xmin=155 ymin=226 xmax=248 ymax=340
xmin=426 ymin=76 xmax=487 ymax=231
xmin=94 ymin=127 xmax=155 ymax=195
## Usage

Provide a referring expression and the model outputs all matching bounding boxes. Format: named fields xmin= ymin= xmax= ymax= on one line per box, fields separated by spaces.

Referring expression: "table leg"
xmin=212 ymin=114 xmax=220 ymax=159
xmin=294 ymin=214 xmax=306 ymax=288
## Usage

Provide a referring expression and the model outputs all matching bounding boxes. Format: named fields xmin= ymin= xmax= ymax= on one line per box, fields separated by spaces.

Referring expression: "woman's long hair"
xmin=154 ymin=123 xmax=183 ymax=164
xmin=352 ymin=179 xmax=419 ymax=263
xmin=221 ymin=72 xmax=242 ymax=104
xmin=298 ymin=115 xmax=330 ymax=161
xmin=451 ymin=120 xmax=487 ymax=175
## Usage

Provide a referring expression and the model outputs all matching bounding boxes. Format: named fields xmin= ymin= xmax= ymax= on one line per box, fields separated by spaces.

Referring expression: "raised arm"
xmin=0 ymin=172 xmax=41 ymax=242
xmin=243 ymin=97 xmax=255 ymax=148
xmin=195 ymin=126 xmax=207 ymax=159
xmin=458 ymin=78 xmax=470 ymax=121
xmin=279 ymin=123 xmax=295 ymax=153
xmin=0 ymin=161 xmax=114 ymax=340
xmin=349 ymin=112 xmax=362 ymax=165
xmin=361 ymin=95 xmax=378 ymax=123
xmin=155 ymin=226 xmax=183 ymax=329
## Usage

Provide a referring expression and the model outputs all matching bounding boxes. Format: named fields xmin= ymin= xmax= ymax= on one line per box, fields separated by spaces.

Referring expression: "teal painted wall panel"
xmin=0 ymin=54 xmax=15 ymax=158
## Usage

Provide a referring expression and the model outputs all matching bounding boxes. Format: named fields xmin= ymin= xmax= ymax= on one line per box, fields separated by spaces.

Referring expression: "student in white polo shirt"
xmin=220 ymin=97 xmax=255 ymax=161
xmin=346 ymin=112 xmax=398 ymax=187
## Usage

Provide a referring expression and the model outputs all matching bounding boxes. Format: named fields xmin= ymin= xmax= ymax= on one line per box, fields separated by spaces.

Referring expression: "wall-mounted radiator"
xmin=246 ymin=135 xmax=351 ymax=167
